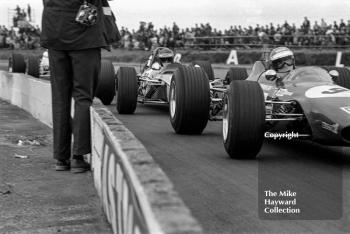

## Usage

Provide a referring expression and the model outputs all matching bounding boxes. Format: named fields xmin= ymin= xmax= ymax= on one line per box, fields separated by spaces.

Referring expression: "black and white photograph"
xmin=0 ymin=0 xmax=350 ymax=233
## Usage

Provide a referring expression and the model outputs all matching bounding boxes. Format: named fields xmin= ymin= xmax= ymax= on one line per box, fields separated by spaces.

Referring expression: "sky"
xmin=1 ymin=0 xmax=350 ymax=31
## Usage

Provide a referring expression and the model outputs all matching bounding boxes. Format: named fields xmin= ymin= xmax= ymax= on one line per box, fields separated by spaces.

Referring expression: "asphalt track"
xmin=109 ymin=65 xmax=350 ymax=234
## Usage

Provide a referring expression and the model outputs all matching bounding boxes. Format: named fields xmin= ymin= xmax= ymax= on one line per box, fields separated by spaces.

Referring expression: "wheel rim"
xmin=170 ymin=82 xmax=176 ymax=118
xmin=222 ymin=94 xmax=229 ymax=142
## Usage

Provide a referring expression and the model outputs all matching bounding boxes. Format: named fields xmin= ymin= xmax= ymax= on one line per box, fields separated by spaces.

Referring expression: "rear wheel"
xmin=116 ymin=67 xmax=138 ymax=114
xmin=224 ymin=67 xmax=248 ymax=84
xmin=165 ymin=63 xmax=182 ymax=70
xmin=9 ymin=53 xmax=26 ymax=73
xmin=96 ymin=60 xmax=116 ymax=105
xmin=170 ymin=65 xmax=210 ymax=134
xmin=223 ymin=80 xmax=265 ymax=159
xmin=27 ymin=55 xmax=40 ymax=78
xmin=192 ymin=60 xmax=214 ymax=80
xmin=323 ymin=67 xmax=350 ymax=89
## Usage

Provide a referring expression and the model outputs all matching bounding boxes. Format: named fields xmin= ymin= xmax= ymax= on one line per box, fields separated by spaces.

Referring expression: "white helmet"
xmin=43 ymin=51 xmax=49 ymax=58
xmin=269 ymin=47 xmax=295 ymax=72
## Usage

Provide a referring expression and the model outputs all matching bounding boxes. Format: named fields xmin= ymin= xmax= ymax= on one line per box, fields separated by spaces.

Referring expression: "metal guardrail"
xmin=181 ymin=34 xmax=350 ymax=49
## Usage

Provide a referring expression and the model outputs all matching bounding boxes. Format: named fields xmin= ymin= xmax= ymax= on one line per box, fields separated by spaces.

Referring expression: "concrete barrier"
xmin=90 ymin=100 xmax=203 ymax=234
xmin=0 ymin=71 xmax=203 ymax=234
xmin=0 ymin=71 xmax=52 ymax=127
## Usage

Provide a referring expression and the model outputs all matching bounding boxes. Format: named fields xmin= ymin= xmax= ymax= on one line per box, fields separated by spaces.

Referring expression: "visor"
xmin=272 ymin=56 xmax=294 ymax=70
xmin=160 ymin=57 xmax=173 ymax=63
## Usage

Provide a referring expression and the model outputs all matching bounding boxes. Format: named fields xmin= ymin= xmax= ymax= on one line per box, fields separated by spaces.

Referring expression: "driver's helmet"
xmin=157 ymin=48 xmax=174 ymax=66
xmin=269 ymin=47 xmax=295 ymax=73
xmin=43 ymin=51 xmax=49 ymax=58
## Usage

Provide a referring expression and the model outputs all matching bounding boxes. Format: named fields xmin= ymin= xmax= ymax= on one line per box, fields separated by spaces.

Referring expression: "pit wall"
xmin=0 ymin=71 xmax=52 ymax=127
xmin=90 ymin=100 xmax=202 ymax=234
xmin=0 ymin=71 xmax=203 ymax=234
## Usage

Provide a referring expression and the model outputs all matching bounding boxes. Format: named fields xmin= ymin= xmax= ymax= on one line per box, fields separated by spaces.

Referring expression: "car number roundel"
xmin=305 ymin=85 xmax=350 ymax=98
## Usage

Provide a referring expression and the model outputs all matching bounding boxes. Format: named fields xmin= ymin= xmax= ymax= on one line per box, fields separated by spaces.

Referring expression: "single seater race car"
xmin=8 ymin=51 xmax=116 ymax=105
xmin=222 ymin=59 xmax=350 ymax=159
xmin=8 ymin=52 xmax=50 ymax=78
xmin=116 ymin=47 xmax=209 ymax=132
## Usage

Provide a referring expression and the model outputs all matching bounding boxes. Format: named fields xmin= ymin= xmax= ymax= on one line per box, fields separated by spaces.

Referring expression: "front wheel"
xmin=116 ymin=67 xmax=138 ymax=114
xmin=9 ymin=53 xmax=26 ymax=73
xmin=95 ymin=60 xmax=116 ymax=105
xmin=223 ymin=80 xmax=265 ymax=159
xmin=170 ymin=65 xmax=210 ymax=134
xmin=224 ymin=67 xmax=248 ymax=84
xmin=26 ymin=55 xmax=40 ymax=78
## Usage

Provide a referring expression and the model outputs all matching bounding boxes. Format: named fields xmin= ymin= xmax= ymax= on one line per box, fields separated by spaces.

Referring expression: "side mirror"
xmin=329 ymin=70 xmax=339 ymax=83
xmin=151 ymin=62 xmax=161 ymax=70
xmin=174 ymin=53 xmax=182 ymax=63
xmin=329 ymin=70 xmax=339 ymax=78
xmin=265 ymin=69 xmax=277 ymax=81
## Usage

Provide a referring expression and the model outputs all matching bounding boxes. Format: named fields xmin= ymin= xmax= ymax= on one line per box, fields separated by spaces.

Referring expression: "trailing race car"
xmin=8 ymin=52 xmax=116 ymax=105
xmin=8 ymin=52 xmax=51 ymax=79
xmin=116 ymin=47 xmax=211 ymax=133
xmin=222 ymin=60 xmax=350 ymax=159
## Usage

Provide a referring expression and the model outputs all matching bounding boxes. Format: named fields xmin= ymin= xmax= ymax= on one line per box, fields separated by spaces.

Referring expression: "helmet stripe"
xmin=270 ymin=50 xmax=293 ymax=61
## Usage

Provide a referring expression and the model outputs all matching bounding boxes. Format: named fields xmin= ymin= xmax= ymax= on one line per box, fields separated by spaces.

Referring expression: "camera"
xmin=75 ymin=1 xmax=98 ymax=27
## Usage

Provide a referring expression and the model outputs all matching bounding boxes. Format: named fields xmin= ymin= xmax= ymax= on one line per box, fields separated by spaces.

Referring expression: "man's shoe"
xmin=71 ymin=159 xmax=90 ymax=173
xmin=55 ymin=159 xmax=70 ymax=171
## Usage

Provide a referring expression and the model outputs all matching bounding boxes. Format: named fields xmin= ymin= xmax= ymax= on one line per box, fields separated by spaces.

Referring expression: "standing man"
xmin=27 ymin=4 xmax=31 ymax=22
xmin=302 ymin=17 xmax=310 ymax=34
xmin=41 ymin=0 xmax=107 ymax=173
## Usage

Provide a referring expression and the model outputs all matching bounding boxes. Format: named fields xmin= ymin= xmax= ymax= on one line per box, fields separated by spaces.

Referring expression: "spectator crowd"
xmin=0 ymin=5 xmax=41 ymax=50
xmin=1 ymin=14 xmax=350 ymax=51
xmin=119 ymin=17 xmax=350 ymax=50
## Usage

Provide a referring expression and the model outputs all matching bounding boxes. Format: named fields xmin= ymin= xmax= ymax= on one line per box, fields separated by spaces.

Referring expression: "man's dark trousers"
xmin=49 ymin=48 xmax=101 ymax=160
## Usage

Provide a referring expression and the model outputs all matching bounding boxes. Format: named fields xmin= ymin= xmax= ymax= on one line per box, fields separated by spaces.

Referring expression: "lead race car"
xmin=222 ymin=57 xmax=350 ymax=159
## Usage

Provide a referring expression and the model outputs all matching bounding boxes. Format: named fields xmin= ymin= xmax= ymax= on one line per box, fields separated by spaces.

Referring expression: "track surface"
xmin=109 ymin=66 xmax=350 ymax=234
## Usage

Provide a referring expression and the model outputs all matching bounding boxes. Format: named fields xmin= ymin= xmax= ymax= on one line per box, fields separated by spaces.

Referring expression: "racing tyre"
xmin=116 ymin=67 xmax=138 ymax=114
xmin=323 ymin=66 xmax=350 ymax=89
xmin=26 ymin=55 xmax=40 ymax=78
xmin=224 ymin=67 xmax=248 ymax=84
xmin=223 ymin=80 xmax=265 ymax=159
xmin=9 ymin=53 xmax=26 ymax=73
xmin=170 ymin=65 xmax=210 ymax=134
xmin=191 ymin=60 xmax=214 ymax=80
xmin=96 ymin=60 xmax=116 ymax=105
xmin=165 ymin=63 xmax=183 ymax=70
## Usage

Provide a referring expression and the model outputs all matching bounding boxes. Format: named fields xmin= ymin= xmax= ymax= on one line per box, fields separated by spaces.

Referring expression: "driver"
xmin=155 ymin=47 xmax=174 ymax=68
xmin=143 ymin=48 xmax=175 ymax=79
xmin=268 ymin=47 xmax=295 ymax=80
